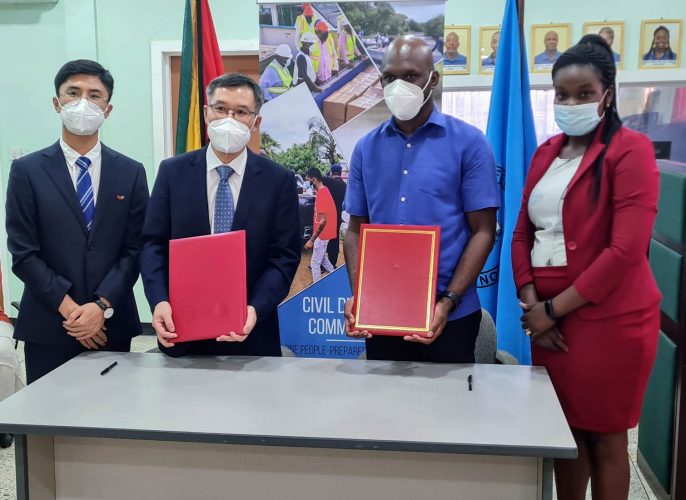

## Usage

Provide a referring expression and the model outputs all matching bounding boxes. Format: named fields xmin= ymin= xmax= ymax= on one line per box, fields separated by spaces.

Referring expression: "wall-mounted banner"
xmin=257 ymin=0 xmax=447 ymax=358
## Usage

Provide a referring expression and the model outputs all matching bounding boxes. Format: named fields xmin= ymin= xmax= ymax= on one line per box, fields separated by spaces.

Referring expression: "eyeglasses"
xmin=207 ymin=103 xmax=257 ymax=121
xmin=58 ymin=90 xmax=108 ymax=106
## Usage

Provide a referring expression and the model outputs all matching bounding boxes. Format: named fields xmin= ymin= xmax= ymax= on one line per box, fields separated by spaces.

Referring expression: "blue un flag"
xmin=477 ymin=0 xmax=538 ymax=364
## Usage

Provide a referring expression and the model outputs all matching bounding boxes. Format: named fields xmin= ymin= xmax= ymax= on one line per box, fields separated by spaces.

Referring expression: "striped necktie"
xmin=214 ymin=165 xmax=235 ymax=233
xmin=75 ymin=156 xmax=95 ymax=231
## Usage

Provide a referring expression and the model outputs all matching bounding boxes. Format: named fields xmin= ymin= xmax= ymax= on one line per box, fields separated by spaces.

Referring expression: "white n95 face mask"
xmin=554 ymin=91 xmax=608 ymax=136
xmin=59 ymin=99 xmax=105 ymax=136
xmin=207 ymin=117 xmax=253 ymax=154
xmin=383 ymin=74 xmax=433 ymax=121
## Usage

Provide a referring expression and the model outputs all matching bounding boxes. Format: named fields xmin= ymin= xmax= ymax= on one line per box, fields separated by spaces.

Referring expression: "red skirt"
xmin=532 ymin=266 xmax=660 ymax=433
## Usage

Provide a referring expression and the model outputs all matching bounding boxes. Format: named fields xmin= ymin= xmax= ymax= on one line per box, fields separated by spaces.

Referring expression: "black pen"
xmin=100 ymin=361 xmax=118 ymax=376
xmin=468 ymin=374 xmax=473 ymax=391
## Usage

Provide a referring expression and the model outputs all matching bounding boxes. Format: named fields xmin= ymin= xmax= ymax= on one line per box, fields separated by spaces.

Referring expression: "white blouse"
xmin=528 ymin=156 xmax=582 ymax=267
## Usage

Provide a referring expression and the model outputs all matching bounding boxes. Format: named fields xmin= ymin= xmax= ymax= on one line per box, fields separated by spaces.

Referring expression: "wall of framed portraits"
xmin=442 ymin=0 xmax=686 ymax=87
xmin=441 ymin=0 xmax=686 ymax=157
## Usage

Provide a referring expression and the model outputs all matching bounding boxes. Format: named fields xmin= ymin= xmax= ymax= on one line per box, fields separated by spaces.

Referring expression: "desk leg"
xmin=15 ymin=434 xmax=28 ymax=500
xmin=15 ymin=434 xmax=56 ymax=500
xmin=540 ymin=457 xmax=554 ymax=500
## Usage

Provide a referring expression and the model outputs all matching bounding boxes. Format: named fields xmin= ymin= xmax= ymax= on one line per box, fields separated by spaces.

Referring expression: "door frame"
xmin=150 ymin=39 xmax=259 ymax=173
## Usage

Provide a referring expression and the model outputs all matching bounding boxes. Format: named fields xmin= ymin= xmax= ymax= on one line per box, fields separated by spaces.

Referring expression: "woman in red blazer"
xmin=513 ymin=35 xmax=661 ymax=499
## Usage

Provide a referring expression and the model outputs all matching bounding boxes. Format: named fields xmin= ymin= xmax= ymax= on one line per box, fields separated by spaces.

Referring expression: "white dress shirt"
xmin=60 ymin=138 xmax=102 ymax=204
xmin=528 ymin=156 xmax=582 ymax=267
xmin=206 ymin=146 xmax=247 ymax=234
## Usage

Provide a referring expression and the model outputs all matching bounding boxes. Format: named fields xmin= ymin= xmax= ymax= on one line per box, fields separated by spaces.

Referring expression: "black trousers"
xmin=326 ymin=221 xmax=342 ymax=266
xmin=326 ymin=236 xmax=340 ymax=267
xmin=24 ymin=339 xmax=131 ymax=384
xmin=365 ymin=310 xmax=482 ymax=363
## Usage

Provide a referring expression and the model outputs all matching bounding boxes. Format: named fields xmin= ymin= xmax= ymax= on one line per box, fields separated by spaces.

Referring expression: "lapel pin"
xmin=116 ymin=195 xmax=125 ymax=201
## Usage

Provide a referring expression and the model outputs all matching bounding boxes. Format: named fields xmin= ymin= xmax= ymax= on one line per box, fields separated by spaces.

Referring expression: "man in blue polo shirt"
xmin=343 ymin=35 xmax=499 ymax=363
xmin=443 ymin=31 xmax=467 ymax=67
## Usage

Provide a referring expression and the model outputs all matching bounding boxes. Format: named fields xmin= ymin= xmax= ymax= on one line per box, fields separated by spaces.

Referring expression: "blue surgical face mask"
xmin=553 ymin=90 xmax=608 ymax=136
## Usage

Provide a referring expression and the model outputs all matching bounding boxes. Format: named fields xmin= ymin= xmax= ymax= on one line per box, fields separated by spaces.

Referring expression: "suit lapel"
xmin=566 ymin=124 xmax=607 ymax=194
xmin=193 ymin=147 xmax=212 ymax=235
xmin=527 ymin=126 xmax=606 ymax=196
xmin=232 ymin=151 xmax=264 ymax=230
xmin=89 ymin=145 xmax=117 ymax=238
xmin=566 ymin=141 xmax=605 ymax=195
xmin=40 ymin=141 xmax=88 ymax=235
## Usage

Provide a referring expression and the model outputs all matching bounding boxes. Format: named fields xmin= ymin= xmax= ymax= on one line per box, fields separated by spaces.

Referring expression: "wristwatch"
xmin=439 ymin=290 xmax=462 ymax=312
xmin=94 ymin=299 xmax=114 ymax=319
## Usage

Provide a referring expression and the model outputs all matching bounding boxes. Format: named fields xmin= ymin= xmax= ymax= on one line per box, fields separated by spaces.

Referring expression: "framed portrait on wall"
xmin=531 ymin=23 xmax=571 ymax=73
xmin=479 ymin=26 xmax=501 ymax=75
xmin=443 ymin=25 xmax=471 ymax=75
xmin=639 ymin=19 xmax=682 ymax=69
xmin=584 ymin=21 xmax=625 ymax=69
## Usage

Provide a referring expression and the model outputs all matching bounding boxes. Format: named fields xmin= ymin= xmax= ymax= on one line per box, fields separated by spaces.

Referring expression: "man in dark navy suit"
xmin=140 ymin=74 xmax=300 ymax=357
xmin=6 ymin=60 xmax=149 ymax=383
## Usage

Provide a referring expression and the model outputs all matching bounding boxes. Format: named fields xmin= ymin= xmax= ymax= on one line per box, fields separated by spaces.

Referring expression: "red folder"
xmin=353 ymin=224 xmax=440 ymax=337
xmin=169 ymin=231 xmax=247 ymax=342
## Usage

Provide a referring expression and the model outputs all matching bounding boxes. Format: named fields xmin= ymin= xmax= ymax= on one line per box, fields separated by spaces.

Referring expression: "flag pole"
xmin=517 ymin=0 xmax=524 ymax=49
xmin=516 ymin=0 xmax=526 ymax=81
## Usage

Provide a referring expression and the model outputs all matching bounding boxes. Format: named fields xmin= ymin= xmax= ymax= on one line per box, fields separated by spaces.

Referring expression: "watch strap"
xmin=544 ymin=299 xmax=557 ymax=320
xmin=440 ymin=290 xmax=462 ymax=312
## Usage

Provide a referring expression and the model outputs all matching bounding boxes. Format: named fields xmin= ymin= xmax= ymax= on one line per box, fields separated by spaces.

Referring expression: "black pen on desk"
xmin=100 ymin=361 xmax=118 ymax=376
xmin=468 ymin=374 xmax=473 ymax=391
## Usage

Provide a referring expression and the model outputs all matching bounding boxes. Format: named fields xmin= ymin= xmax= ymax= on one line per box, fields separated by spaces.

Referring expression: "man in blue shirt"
xmin=598 ymin=27 xmax=621 ymax=64
xmin=343 ymin=36 xmax=500 ymax=363
xmin=482 ymin=30 xmax=500 ymax=67
xmin=534 ymin=30 xmax=561 ymax=65
xmin=259 ymin=44 xmax=293 ymax=102
xmin=443 ymin=31 xmax=467 ymax=67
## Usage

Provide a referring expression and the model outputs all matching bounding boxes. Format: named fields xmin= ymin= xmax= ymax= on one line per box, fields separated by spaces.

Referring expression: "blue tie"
xmin=214 ymin=165 xmax=235 ymax=233
xmin=75 ymin=156 xmax=95 ymax=231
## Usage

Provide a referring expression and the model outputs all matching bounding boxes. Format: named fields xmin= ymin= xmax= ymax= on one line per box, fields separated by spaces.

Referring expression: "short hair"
xmin=446 ymin=31 xmax=459 ymax=40
xmin=54 ymin=59 xmax=114 ymax=100
xmin=599 ymin=26 xmax=614 ymax=37
xmin=206 ymin=73 xmax=264 ymax=113
xmin=305 ymin=168 xmax=322 ymax=181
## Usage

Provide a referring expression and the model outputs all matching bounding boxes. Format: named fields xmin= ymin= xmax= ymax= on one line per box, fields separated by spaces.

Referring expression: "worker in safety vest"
xmin=339 ymin=21 xmax=362 ymax=68
xmin=311 ymin=20 xmax=339 ymax=83
xmin=293 ymin=32 xmax=322 ymax=93
xmin=259 ymin=44 xmax=293 ymax=102
xmin=294 ymin=3 xmax=317 ymax=49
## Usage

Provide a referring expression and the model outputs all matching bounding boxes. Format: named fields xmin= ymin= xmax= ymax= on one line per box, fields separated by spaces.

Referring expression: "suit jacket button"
xmin=567 ymin=241 xmax=577 ymax=251
xmin=88 ymin=244 xmax=94 ymax=251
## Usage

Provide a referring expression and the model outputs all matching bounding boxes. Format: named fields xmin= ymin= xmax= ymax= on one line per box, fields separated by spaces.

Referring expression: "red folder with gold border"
xmin=169 ymin=231 xmax=247 ymax=342
xmin=352 ymin=224 xmax=440 ymax=337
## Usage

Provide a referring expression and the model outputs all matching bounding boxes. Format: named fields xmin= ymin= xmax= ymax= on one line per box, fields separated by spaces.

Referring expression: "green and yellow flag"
xmin=176 ymin=0 xmax=224 ymax=155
